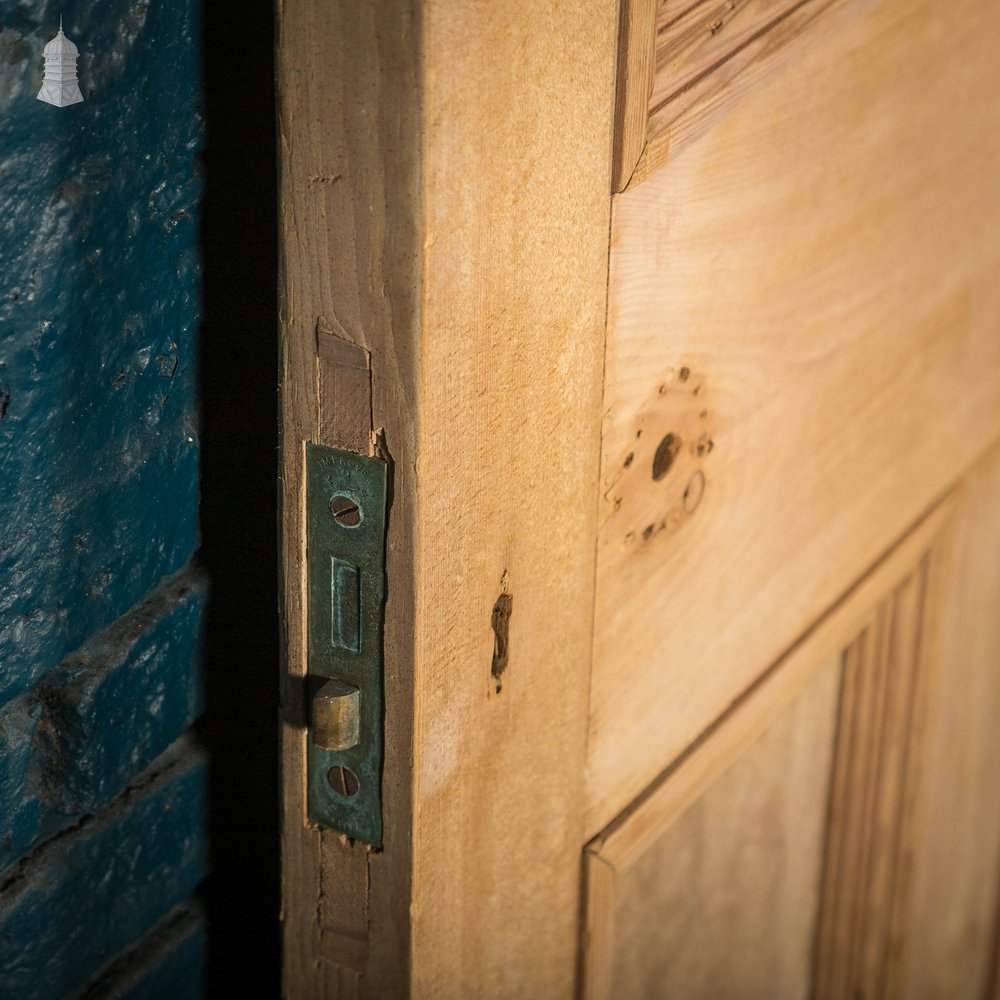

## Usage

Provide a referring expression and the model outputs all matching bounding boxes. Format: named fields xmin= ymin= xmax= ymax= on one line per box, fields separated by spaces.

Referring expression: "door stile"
xmin=278 ymin=1 xmax=620 ymax=996
xmin=277 ymin=1 xmax=422 ymax=995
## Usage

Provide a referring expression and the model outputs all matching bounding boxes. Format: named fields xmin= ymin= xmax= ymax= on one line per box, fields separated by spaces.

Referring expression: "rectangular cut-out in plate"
xmin=305 ymin=443 xmax=387 ymax=845
xmin=331 ymin=557 xmax=361 ymax=652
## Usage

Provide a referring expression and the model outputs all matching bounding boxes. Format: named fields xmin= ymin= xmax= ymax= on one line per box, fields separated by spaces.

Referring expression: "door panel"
xmin=813 ymin=566 xmax=931 ymax=999
xmin=891 ymin=447 xmax=1000 ymax=998
xmin=584 ymin=443 xmax=1000 ymax=999
xmin=614 ymin=0 xmax=846 ymax=189
xmin=585 ymin=659 xmax=839 ymax=1000
xmin=589 ymin=0 xmax=1000 ymax=836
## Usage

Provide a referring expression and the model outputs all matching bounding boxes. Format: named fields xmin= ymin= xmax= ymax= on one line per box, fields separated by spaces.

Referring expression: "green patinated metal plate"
xmin=306 ymin=443 xmax=387 ymax=846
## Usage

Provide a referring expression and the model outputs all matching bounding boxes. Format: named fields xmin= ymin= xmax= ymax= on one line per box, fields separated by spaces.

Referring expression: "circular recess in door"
xmin=327 ymin=765 xmax=361 ymax=798
xmin=329 ymin=494 xmax=362 ymax=527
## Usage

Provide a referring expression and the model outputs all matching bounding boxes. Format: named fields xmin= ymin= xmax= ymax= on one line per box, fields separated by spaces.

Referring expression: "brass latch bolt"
xmin=312 ymin=679 xmax=360 ymax=751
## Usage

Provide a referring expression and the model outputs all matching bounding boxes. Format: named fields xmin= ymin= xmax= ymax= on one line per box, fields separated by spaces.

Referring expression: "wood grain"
xmin=279 ymin=0 xmax=617 ymax=996
xmin=813 ymin=565 xmax=930 ymax=1000
xmin=277 ymin=0 xmax=420 ymax=994
xmin=584 ymin=446 xmax=1000 ymax=999
xmin=408 ymin=3 xmax=617 ymax=995
xmin=589 ymin=0 xmax=1000 ymax=837
xmin=584 ymin=661 xmax=840 ymax=1000
xmin=812 ymin=444 xmax=1000 ymax=1000
xmin=888 ymin=443 xmax=1000 ymax=999
xmin=612 ymin=0 xmax=841 ymax=189
xmin=651 ymin=0 xmax=809 ymax=115
xmin=582 ymin=498 xmax=950 ymax=998
xmin=612 ymin=0 xmax=658 ymax=191
xmin=615 ymin=663 xmax=838 ymax=999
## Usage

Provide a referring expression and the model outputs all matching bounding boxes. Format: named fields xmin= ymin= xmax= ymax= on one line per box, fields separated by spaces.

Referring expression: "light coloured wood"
xmin=637 ymin=0 xmax=839 ymax=183
xmin=279 ymin=0 xmax=617 ymax=996
xmin=280 ymin=0 xmax=1000 ymax=994
xmin=584 ymin=659 xmax=840 ymax=1000
xmin=612 ymin=0 xmax=841 ymax=189
xmin=587 ymin=498 xmax=951 ymax=873
xmin=589 ymin=0 xmax=1000 ymax=837
xmin=813 ymin=565 xmax=930 ymax=1000
xmin=582 ymin=498 xmax=949 ymax=997
xmin=612 ymin=0 xmax=658 ymax=191
xmin=618 ymin=661 xmax=836 ymax=999
xmin=585 ymin=447 xmax=1000 ymax=998
xmin=277 ymin=0 xmax=420 ymax=994
xmin=582 ymin=854 xmax=618 ymax=1000
xmin=409 ymin=4 xmax=617 ymax=995
xmin=813 ymin=445 xmax=1000 ymax=1000
xmin=651 ymin=0 xmax=809 ymax=114
xmin=890 ymin=443 xmax=1000 ymax=999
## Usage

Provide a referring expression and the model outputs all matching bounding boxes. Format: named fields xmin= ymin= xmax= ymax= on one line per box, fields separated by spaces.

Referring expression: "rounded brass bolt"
xmin=312 ymin=679 xmax=361 ymax=751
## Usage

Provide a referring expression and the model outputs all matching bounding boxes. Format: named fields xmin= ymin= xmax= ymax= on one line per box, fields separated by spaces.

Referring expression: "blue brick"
xmin=0 ymin=0 xmax=203 ymax=703
xmin=0 ymin=570 xmax=205 ymax=873
xmin=0 ymin=737 xmax=207 ymax=1000
xmin=0 ymin=697 xmax=42 ymax=864
xmin=80 ymin=901 xmax=205 ymax=1000
xmin=37 ymin=568 xmax=206 ymax=818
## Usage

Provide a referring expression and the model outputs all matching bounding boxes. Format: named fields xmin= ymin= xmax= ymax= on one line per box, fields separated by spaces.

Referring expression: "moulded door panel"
xmin=589 ymin=0 xmax=1000 ymax=838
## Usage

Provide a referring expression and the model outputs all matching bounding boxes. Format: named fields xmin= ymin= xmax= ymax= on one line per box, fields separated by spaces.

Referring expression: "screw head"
xmin=327 ymin=765 xmax=360 ymax=798
xmin=329 ymin=494 xmax=361 ymax=526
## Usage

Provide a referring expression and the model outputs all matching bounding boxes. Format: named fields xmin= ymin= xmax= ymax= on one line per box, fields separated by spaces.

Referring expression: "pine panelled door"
xmin=278 ymin=0 xmax=1000 ymax=997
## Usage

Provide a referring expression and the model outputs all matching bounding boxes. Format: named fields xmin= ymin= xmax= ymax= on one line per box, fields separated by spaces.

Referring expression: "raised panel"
xmin=584 ymin=444 xmax=1000 ymax=999
xmin=597 ymin=660 xmax=839 ymax=1000
xmin=890 ymin=446 xmax=1000 ymax=998
xmin=583 ymin=515 xmax=933 ymax=998
xmin=583 ymin=501 xmax=945 ymax=995
xmin=814 ymin=566 xmax=930 ymax=999
xmin=612 ymin=0 xmax=842 ymax=188
xmin=589 ymin=0 xmax=1000 ymax=836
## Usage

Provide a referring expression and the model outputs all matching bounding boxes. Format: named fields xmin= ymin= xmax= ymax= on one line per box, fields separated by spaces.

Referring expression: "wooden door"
xmin=277 ymin=0 xmax=1000 ymax=997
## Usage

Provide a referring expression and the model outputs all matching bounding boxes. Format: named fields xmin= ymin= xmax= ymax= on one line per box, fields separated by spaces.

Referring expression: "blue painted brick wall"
xmin=0 ymin=697 xmax=42 ymax=864
xmin=0 ymin=569 xmax=206 ymax=870
xmin=0 ymin=0 xmax=208 ymax=995
xmin=0 ymin=740 xmax=207 ymax=999
xmin=0 ymin=0 xmax=203 ymax=700
xmin=80 ymin=902 xmax=206 ymax=1000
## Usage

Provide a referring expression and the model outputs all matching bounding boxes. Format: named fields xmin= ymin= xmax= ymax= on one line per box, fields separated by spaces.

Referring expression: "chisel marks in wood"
xmin=316 ymin=316 xmax=373 ymax=454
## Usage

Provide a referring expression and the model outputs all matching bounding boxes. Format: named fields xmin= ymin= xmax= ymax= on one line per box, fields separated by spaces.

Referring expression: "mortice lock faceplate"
xmin=305 ymin=443 xmax=387 ymax=846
